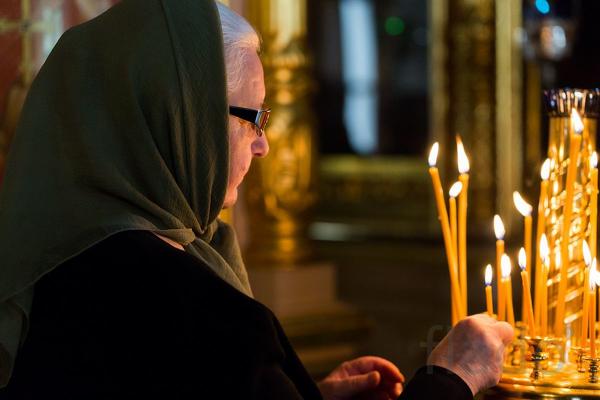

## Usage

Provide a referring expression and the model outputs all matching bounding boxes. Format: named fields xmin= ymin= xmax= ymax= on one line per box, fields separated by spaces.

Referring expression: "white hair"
xmin=216 ymin=2 xmax=261 ymax=95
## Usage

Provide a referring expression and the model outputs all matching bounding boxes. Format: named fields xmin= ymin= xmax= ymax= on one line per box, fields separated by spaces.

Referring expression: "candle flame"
xmin=584 ymin=240 xmax=592 ymax=266
xmin=501 ymin=254 xmax=512 ymax=279
xmin=540 ymin=234 xmax=549 ymax=264
xmin=513 ymin=191 xmax=533 ymax=216
xmin=428 ymin=143 xmax=439 ymax=167
xmin=518 ymin=247 xmax=527 ymax=271
xmin=591 ymin=152 xmax=598 ymax=169
xmin=493 ymin=215 xmax=505 ymax=240
xmin=571 ymin=108 xmax=584 ymax=134
xmin=541 ymin=158 xmax=551 ymax=181
xmin=449 ymin=181 xmax=463 ymax=198
xmin=485 ymin=264 xmax=493 ymax=286
xmin=456 ymin=136 xmax=470 ymax=174
xmin=555 ymin=249 xmax=562 ymax=268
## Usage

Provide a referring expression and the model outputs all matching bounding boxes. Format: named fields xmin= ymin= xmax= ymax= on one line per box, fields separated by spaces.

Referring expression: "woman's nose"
xmin=252 ymin=133 xmax=269 ymax=158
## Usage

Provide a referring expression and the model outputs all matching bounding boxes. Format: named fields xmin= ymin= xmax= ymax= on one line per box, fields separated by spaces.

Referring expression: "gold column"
xmin=243 ymin=0 xmax=317 ymax=267
xmin=496 ymin=0 xmax=523 ymax=230
xmin=446 ymin=0 xmax=498 ymax=231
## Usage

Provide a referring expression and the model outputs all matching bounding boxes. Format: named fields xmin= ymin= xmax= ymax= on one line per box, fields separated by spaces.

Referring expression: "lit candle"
xmin=457 ymin=137 xmax=470 ymax=315
xmin=449 ymin=181 xmax=463 ymax=324
xmin=518 ymin=247 xmax=536 ymax=336
xmin=428 ymin=143 xmax=463 ymax=323
xmin=502 ymin=254 xmax=515 ymax=327
xmin=581 ymin=241 xmax=592 ymax=348
xmin=449 ymin=182 xmax=463 ymax=269
xmin=591 ymin=259 xmax=598 ymax=358
xmin=556 ymin=109 xmax=584 ymax=335
xmin=591 ymin=152 xmax=598 ymax=260
xmin=513 ymin=191 xmax=533 ymax=322
xmin=540 ymin=234 xmax=549 ymax=336
xmin=554 ymin=109 xmax=583 ymax=336
xmin=534 ymin=159 xmax=550 ymax=329
xmin=494 ymin=215 xmax=506 ymax=321
xmin=485 ymin=264 xmax=494 ymax=317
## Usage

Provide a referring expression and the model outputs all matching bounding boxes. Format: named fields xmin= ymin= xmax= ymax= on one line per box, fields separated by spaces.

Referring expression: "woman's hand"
xmin=318 ymin=356 xmax=404 ymax=400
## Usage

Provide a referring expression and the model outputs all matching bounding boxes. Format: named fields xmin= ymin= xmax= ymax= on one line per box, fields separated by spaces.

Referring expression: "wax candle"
xmin=591 ymin=152 xmax=598 ymax=260
xmin=449 ymin=181 xmax=462 ymax=324
xmin=518 ymin=248 xmax=536 ymax=336
xmin=539 ymin=234 xmax=549 ymax=336
xmin=591 ymin=259 xmax=598 ymax=358
xmin=449 ymin=182 xmax=462 ymax=268
xmin=535 ymin=159 xmax=550 ymax=329
xmin=485 ymin=264 xmax=494 ymax=317
xmin=494 ymin=215 xmax=506 ymax=321
xmin=502 ymin=254 xmax=516 ymax=327
xmin=514 ymin=191 xmax=533 ymax=322
xmin=582 ymin=241 xmax=592 ymax=347
xmin=556 ymin=109 xmax=584 ymax=335
xmin=428 ymin=143 xmax=463 ymax=323
xmin=457 ymin=137 xmax=470 ymax=315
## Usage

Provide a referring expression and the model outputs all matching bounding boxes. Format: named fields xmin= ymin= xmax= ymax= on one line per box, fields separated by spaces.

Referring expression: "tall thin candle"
xmin=502 ymin=254 xmax=515 ymax=327
xmin=591 ymin=152 xmax=598 ymax=260
xmin=514 ymin=191 xmax=533 ymax=322
xmin=428 ymin=143 xmax=463 ymax=323
xmin=457 ymin=136 xmax=470 ymax=315
xmin=495 ymin=216 xmax=506 ymax=321
xmin=519 ymin=248 xmax=536 ymax=336
xmin=485 ymin=264 xmax=494 ymax=317
xmin=582 ymin=241 xmax=592 ymax=348
xmin=591 ymin=259 xmax=598 ymax=358
xmin=449 ymin=181 xmax=462 ymax=324
xmin=556 ymin=109 xmax=584 ymax=335
xmin=535 ymin=159 xmax=550 ymax=328
xmin=540 ymin=234 xmax=549 ymax=336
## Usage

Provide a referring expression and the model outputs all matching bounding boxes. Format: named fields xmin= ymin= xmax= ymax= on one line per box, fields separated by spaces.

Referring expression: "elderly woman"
xmin=0 ymin=0 xmax=511 ymax=399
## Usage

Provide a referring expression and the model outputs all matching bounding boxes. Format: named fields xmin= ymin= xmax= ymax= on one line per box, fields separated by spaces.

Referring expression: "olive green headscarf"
xmin=0 ymin=0 xmax=252 ymax=387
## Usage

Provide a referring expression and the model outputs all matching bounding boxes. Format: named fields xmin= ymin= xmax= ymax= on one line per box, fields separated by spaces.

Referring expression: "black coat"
xmin=1 ymin=231 xmax=471 ymax=399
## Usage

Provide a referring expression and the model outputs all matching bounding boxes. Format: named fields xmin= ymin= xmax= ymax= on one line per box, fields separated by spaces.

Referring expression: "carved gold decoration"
xmin=243 ymin=0 xmax=317 ymax=267
xmin=480 ymin=89 xmax=600 ymax=400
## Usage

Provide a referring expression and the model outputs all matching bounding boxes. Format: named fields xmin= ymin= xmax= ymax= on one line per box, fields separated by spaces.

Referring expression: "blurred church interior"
xmin=1 ymin=0 xmax=599 ymax=380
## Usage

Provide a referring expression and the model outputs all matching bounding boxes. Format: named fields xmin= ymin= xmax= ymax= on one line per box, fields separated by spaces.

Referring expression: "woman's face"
xmin=223 ymin=50 xmax=269 ymax=208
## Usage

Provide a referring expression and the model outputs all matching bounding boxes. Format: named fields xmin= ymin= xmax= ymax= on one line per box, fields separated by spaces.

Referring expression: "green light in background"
xmin=385 ymin=16 xmax=405 ymax=36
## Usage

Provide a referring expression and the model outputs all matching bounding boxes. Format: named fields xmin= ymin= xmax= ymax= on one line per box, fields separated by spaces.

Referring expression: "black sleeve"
xmin=399 ymin=366 xmax=472 ymax=400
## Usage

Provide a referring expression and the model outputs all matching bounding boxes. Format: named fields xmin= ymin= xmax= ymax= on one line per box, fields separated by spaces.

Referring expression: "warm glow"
xmin=501 ymin=254 xmax=512 ymax=279
xmin=449 ymin=181 xmax=463 ymax=198
xmin=456 ymin=136 xmax=470 ymax=174
xmin=494 ymin=215 xmax=505 ymax=240
xmin=584 ymin=240 xmax=592 ymax=266
xmin=428 ymin=142 xmax=439 ymax=167
xmin=592 ymin=152 xmax=599 ymax=169
xmin=485 ymin=264 xmax=493 ymax=286
xmin=513 ymin=191 xmax=533 ymax=216
xmin=555 ymin=249 xmax=562 ymax=268
xmin=518 ymin=247 xmax=527 ymax=271
xmin=541 ymin=158 xmax=551 ymax=181
xmin=540 ymin=234 xmax=549 ymax=263
xmin=571 ymin=108 xmax=584 ymax=134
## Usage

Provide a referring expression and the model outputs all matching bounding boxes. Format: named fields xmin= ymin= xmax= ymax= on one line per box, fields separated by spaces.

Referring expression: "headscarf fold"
xmin=0 ymin=0 xmax=252 ymax=387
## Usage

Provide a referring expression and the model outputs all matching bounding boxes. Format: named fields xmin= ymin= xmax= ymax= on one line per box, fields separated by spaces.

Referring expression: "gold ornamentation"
xmin=243 ymin=0 xmax=317 ymax=266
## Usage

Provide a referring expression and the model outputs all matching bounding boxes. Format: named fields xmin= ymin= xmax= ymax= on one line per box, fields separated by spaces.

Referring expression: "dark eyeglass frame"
xmin=229 ymin=106 xmax=271 ymax=137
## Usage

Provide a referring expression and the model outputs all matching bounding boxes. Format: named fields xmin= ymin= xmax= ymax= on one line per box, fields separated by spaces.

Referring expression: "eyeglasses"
xmin=229 ymin=106 xmax=271 ymax=137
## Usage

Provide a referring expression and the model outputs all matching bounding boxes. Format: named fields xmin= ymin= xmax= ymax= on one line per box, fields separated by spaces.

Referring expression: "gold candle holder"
xmin=544 ymin=89 xmax=599 ymax=342
xmin=571 ymin=345 xmax=589 ymax=373
xmin=482 ymin=89 xmax=600 ymax=399
xmin=524 ymin=336 xmax=549 ymax=382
